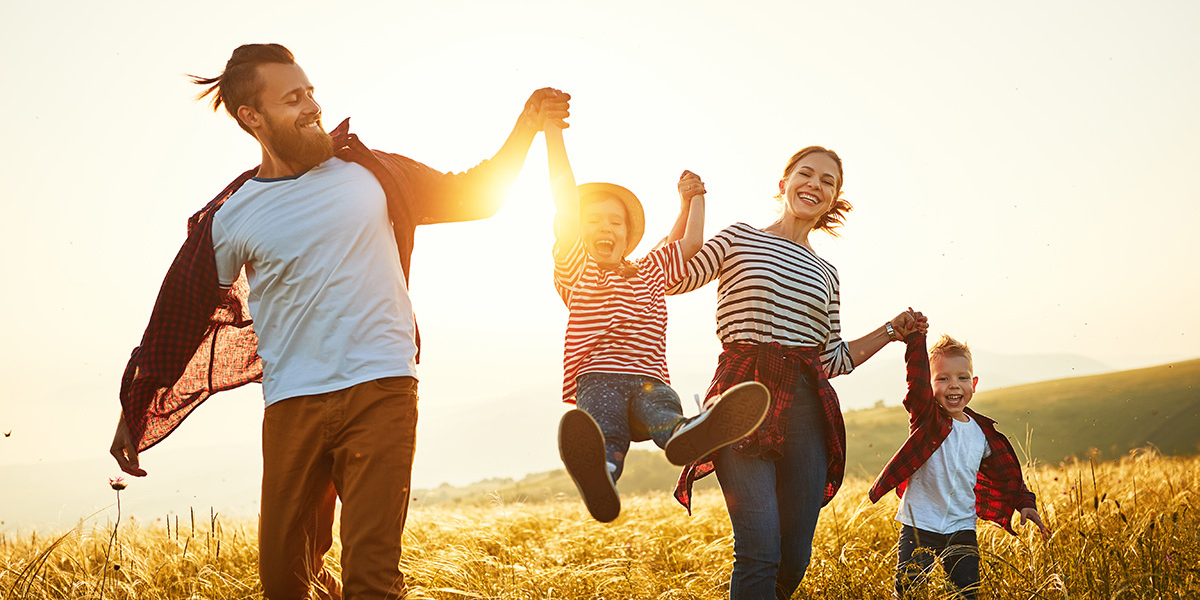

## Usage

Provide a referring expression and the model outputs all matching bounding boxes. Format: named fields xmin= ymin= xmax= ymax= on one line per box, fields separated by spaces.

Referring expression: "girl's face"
xmin=581 ymin=196 xmax=628 ymax=270
xmin=778 ymin=152 xmax=841 ymax=224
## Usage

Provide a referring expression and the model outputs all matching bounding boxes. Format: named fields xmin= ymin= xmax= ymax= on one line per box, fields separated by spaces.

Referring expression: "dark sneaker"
xmin=664 ymin=381 xmax=770 ymax=466
xmin=558 ymin=409 xmax=620 ymax=523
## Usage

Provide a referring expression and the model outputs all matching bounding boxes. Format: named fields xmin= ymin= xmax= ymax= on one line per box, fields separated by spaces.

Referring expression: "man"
xmin=108 ymin=43 xmax=569 ymax=599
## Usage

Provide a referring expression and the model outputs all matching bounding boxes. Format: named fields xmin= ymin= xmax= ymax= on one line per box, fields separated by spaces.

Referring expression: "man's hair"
xmin=777 ymin=146 xmax=853 ymax=236
xmin=190 ymin=44 xmax=296 ymax=134
xmin=929 ymin=334 xmax=974 ymax=373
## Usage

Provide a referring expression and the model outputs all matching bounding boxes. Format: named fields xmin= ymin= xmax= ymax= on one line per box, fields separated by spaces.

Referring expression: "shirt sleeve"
xmin=666 ymin=226 xmax=732 ymax=295
xmin=211 ymin=216 xmax=243 ymax=288
xmin=553 ymin=236 xmax=587 ymax=306
xmin=644 ymin=240 xmax=687 ymax=288
xmin=374 ymin=152 xmax=516 ymax=226
xmin=901 ymin=333 xmax=934 ymax=426
xmin=820 ymin=273 xmax=855 ymax=377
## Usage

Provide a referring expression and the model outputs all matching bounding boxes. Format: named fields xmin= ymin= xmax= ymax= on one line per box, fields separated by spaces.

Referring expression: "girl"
xmin=545 ymin=125 xmax=769 ymax=523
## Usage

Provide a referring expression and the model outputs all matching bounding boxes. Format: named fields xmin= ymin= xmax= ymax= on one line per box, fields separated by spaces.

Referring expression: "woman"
xmin=670 ymin=147 xmax=925 ymax=599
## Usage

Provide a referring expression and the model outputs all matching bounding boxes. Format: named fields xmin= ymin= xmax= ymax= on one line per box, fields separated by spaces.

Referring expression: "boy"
xmin=869 ymin=328 xmax=1051 ymax=599
xmin=545 ymin=126 xmax=769 ymax=523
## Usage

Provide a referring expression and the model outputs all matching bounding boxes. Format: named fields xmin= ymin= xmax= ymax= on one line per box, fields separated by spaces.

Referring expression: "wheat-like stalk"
xmin=2 ymin=452 xmax=1197 ymax=599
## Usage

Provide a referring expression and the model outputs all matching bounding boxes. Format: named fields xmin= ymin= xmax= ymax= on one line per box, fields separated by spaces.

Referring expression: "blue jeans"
xmin=896 ymin=525 xmax=980 ymax=599
xmin=715 ymin=373 xmax=827 ymax=600
xmin=575 ymin=372 xmax=686 ymax=481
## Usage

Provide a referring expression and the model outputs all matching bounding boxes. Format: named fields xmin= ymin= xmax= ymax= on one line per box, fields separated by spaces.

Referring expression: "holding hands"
xmin=677 ymin=170 xmax=707 ymax=203
xmin=522 ymin=88 xmax=571 ymax=131
xmin=891 ymin=307 xmax=928 ymax=340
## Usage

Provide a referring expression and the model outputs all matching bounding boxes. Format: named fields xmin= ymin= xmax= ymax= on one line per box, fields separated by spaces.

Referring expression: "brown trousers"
xmin=259 ymin=376 xmax=418 ymax=600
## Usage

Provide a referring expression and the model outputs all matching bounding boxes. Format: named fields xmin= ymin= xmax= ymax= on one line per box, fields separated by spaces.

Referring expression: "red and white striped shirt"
xmin=554 ymin=238 xmax=687 ymax=402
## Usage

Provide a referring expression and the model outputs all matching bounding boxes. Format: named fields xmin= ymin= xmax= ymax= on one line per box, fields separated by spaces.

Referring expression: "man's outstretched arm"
xmin=416 ymin=87 xmax=571 ymax=224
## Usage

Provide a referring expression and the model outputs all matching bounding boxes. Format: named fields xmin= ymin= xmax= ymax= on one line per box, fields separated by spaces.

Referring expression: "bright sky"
xmin=2 ymin=1 xmax=1198 ymax=531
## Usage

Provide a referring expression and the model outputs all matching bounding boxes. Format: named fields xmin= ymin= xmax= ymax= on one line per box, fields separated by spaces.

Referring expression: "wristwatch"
xmin=884 ymin=321 xmax=899 ymax=342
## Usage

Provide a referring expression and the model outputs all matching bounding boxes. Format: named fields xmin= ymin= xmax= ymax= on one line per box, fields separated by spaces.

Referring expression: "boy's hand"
xmin=892 ymin=307 xmax=928 ymax=339
xmin=1020 ymin=507 xmax=1051 ymax=540
xmin=678 ymin=170 xmax=707 ymax=204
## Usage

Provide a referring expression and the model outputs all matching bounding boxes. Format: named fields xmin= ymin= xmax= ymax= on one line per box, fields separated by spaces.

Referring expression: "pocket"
xmin=372 ymin=376 xmax=418 ymax=395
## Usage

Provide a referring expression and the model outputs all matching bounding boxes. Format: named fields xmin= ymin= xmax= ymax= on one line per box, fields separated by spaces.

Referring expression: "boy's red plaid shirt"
xmin=869 ymin=333 xmax=1036 ymax=534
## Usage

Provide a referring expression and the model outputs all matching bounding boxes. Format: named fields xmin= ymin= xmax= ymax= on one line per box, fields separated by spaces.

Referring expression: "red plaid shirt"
xmin=674 ymin=341 xmax=846 ymax=514
xmin=119 ymin=119 xmax=512 ymax=451
xmin=868 ymin=333 xmax=1037 ymax=534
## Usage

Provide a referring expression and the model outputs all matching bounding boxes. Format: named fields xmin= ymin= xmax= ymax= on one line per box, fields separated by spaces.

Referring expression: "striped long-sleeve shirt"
xmin=554 ymin=238 xmax=687 ymax=402
xmin=669 ymin=222 xmax=854 ymax=511
xmin=668 ymin=222 xmax=854 ymax=377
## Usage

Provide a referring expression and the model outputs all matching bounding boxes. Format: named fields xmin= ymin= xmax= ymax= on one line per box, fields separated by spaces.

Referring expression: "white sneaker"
xmin=664 ymin=381 xmax=770 ymax=466
xmin=558 ymin=409 xmax=620 ymax=522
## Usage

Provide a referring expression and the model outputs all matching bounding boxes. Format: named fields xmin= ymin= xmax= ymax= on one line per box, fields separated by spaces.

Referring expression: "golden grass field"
xmin=2 ymin=449 xmax=1196 ymax=599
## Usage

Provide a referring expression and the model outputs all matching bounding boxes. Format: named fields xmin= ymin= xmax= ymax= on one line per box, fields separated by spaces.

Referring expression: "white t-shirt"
xmin=212 ymin=158 xmax=418 ymax=406
xmin=896 ymin=415 xmax=992 ymax=534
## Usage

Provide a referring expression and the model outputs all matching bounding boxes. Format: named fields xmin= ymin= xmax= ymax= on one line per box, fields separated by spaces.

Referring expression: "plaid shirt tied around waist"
xmin=868 ymin=333 xmax=1037 ymax=534
xmin=673 ymin=341 xmax=846 ymax=514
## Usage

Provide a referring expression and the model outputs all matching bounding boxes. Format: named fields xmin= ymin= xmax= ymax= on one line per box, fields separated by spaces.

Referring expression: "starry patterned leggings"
xmin=575 ymin=372 xmax=687 ymax=481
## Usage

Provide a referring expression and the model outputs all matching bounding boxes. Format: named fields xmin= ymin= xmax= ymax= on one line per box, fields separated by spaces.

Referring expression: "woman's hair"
xmin=190 ymin=43 xmax=296 ymax=134
xmin=778 ymin=146 xmax=853 ymax=235
xmin=929 ymin=334 xmax=974 ymax=373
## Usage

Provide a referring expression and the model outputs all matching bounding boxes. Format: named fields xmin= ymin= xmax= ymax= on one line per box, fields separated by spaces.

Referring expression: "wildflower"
xmin=109 ymin=477 xmax=127 ymax=491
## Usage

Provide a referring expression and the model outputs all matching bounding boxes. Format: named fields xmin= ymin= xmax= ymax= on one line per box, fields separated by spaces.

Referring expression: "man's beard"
xmin=265 ymin=112 xmax=335 ymax=170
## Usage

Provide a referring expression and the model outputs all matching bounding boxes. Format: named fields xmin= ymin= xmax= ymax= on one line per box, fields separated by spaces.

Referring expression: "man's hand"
xmin=1020 ymin=507 xmax=1051 ymax=540
xmin=110 ymin=414 xmax=147 ymax=477
xmin=521 ymin=88 xmax=571 ymax=131
xmin=677 ymin=170 xmax=707 ymax=204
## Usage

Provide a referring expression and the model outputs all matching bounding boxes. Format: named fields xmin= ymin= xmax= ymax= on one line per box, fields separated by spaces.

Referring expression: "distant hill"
xmin=413 ymin=357 xmax=1200 ymax=507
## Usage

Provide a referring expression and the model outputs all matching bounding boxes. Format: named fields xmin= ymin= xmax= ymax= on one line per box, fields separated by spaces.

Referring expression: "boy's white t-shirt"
xmin=212 ymin=157 xmax=418 ymax=406
xmin=896 ymin=415 xmax=992 ymax=534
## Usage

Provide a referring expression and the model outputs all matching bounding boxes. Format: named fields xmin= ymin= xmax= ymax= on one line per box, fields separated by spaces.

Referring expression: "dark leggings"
xmin=896 ymin=525 xmax=980 ymax=599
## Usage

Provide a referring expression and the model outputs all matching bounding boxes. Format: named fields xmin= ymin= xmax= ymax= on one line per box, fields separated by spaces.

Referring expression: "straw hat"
xmin=577 ymin=182 xmax=645 ymax=257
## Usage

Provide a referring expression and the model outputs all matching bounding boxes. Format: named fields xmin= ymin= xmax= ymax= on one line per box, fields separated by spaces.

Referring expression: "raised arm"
xmin=545 ymin=125 xmax=580 ymax=261
xmin=416 ymin=88 xmax=571 ymax=224
xmin=672 ymin=170 xmax=706 ymax=260
xmin=900 ymin=330 xmax=936 ymax=425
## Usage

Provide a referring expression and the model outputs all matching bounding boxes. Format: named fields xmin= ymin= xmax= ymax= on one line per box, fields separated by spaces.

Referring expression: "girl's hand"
xmin=678 ymin=170 xmax=707 ymax=204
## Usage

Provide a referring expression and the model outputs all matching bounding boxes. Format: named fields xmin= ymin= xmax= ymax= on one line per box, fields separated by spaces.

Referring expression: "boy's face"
xmin=930 ymin=354 xmax=977 ymax=422
xmin=581 ymin=196 xmax=629 ymax=270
